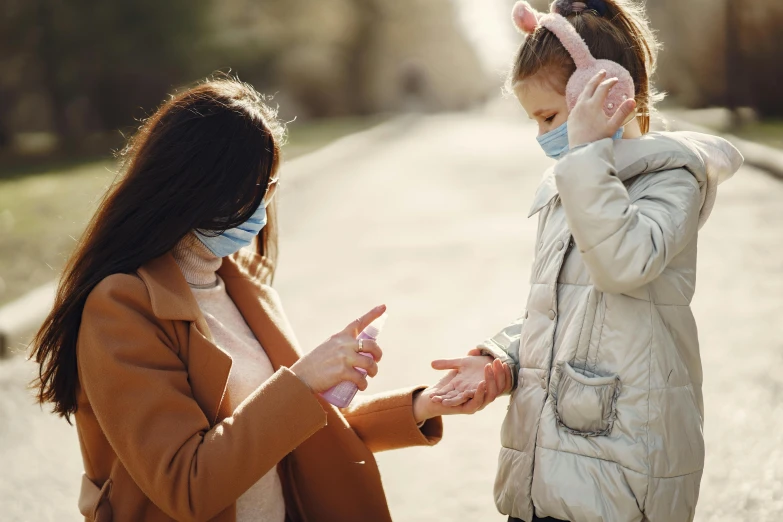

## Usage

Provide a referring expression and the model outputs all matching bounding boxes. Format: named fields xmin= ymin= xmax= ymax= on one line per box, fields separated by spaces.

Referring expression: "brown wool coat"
xmin=74 ymin=242 xmax=443 ymax=522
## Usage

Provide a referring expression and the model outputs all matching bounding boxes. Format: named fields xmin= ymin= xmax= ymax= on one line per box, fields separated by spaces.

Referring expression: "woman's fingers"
xmin=344 ymin=305 xmax=386 ymax=337
xmin=580 ymin=70 xmax=607 ymax=101
xmin=350 ymin=351 xmax=379 ymax=377
xmin=343 ymin=368 xmax=370 ymax=391
xmin=442 ymin=390 xmax=473 ymax=407
xmin=431 ymin=358 xmax=464 ymax=371
xmin=467 ymin=348 xmax=483 ymax=356
xmin=609 ymin=98 xmax=637 ymax=130
xmin=357 ymin=339 xmax=382 ymax=362
xmin=429 ymin=381 xmax=456 ymax=399
xmin=466 ymin=381 xmax=487 ymax=413
xmin=593 ymin=77 xmax=619 ymax=106
xmin=441 ymin=389 xmax=464 ymax=402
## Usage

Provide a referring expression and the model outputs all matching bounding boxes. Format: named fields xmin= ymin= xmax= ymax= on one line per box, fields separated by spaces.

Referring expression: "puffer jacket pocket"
xmin=552 ymin=361 xmax=621 ymax=437
xmin=78 ymin=474 xmax=113 ymax=522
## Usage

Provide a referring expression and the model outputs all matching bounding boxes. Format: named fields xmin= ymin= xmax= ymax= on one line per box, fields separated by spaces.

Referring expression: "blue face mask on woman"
xmin=195 ymin=200 xmax=268 ymax=258
xmin=537 ymin=121 xmax=625 ymax=160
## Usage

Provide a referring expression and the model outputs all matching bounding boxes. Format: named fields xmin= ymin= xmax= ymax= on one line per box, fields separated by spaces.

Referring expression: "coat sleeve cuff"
xmin=342 ymin=386 xmax=443 ymax=453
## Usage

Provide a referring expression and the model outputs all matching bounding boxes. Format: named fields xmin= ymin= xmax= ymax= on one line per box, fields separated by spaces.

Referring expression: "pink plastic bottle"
xmin=320 ymin=312 xmax=388 ymax=408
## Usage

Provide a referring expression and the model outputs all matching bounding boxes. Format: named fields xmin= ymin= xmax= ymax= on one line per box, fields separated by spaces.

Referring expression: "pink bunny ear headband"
xmin=511 ymin=0 xmax=635 ymax=118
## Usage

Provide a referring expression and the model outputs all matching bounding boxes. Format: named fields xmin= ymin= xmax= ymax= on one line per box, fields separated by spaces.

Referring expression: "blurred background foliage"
xmin=2 ymin=0 xmax=782 ymax=161
xmin=0 ymin=0 xmax=490 ymax=160
xmin=1 ymin=0 xmax=782 ymax=307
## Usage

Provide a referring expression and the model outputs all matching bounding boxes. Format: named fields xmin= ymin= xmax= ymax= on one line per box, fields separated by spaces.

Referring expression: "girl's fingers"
xmin=502 ymin=362 xmax=513 ymax=393
xmin=468 ymin=381 xmax=487 ymax=412
xmin=580 ymin=70 xmax=607 ymax=101
xmin=485 ymin=364 xmax=498 ymax=401
xmin=594 ymin=78 xmax=619 ymax=106
xmin=609 ymin=98 xmax=637 ymax=130
xmin=492 ymin=359 xmax=507 ymax=392
xmin=429 ymin=382 xmax=456 ymax=398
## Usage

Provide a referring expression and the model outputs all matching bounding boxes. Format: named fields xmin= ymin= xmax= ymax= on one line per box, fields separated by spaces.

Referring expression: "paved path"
xmin=1 ymin=105 xmax=782 ymax=521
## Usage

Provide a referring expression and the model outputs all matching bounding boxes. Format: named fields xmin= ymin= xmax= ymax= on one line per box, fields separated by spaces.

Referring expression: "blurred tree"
xmin=1 ymin=0 xmax=207 ymax=152
xmin=0 ymin=0 xmax=489 ymax=155
xmin=649 ymin=0 xmax=783 ymax=117
xmin=0 ymin=0 xmax=38 ymax=147
xmin=735 ymin=0 xmax=783 ymax=117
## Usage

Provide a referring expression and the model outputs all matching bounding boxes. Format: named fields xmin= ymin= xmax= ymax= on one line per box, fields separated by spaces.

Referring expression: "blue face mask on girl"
xmin=537 ymin=121 xmax=625 ymax=160
xmin=195 ymin=200 xmax=268 ymax=258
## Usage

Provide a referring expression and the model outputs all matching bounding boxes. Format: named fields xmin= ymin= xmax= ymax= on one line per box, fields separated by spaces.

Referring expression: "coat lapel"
xmin=137 ymin=254 xmax=232 ymax=425
xmin=186 ymin=324 xmax=233 ymax=424
xmin=137 ymin=246 xmax=304 ymax=425
xmin=218 ymin=256 xmax=303 ymax=371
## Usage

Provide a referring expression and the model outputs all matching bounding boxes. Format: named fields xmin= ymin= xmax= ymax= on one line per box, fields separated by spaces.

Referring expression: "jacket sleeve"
xmin=77 ymin=275 xmax=327 ymax=522
xmin=554 ymin=139 xmax=702 ymax=295
xmin=475 ymin=314 xmax=524 ymax=392
xmin=341 ymin=387 xmax=443 ymax=453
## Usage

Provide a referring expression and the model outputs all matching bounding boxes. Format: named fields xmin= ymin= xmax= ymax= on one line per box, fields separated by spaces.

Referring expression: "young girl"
xmin=431 ymin=1 xmax=744 ymax=521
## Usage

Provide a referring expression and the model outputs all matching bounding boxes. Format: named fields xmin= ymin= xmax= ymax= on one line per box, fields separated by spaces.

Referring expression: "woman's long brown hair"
xmin=509 ymin=0 xmax=662 ymax=133
xmin=31 ymin=78 xmax=285 ymax=421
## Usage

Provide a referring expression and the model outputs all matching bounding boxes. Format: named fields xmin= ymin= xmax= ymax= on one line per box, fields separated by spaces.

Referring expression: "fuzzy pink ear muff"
xmin=539 ymin=13 xmax=635 ymax=117
xmin=512 ymin=1 xmax=542 ymax=34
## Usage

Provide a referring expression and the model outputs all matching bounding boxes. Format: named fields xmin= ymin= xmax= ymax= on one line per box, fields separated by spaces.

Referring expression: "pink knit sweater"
xmin=172 ymin=234 xmax=285 ymax=522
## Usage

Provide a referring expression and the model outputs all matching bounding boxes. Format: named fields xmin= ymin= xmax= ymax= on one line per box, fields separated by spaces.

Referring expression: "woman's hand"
xmin=567 ymin=70 xmax=637 ymax=149
xmin=412 ymin=350 xmax=512 ymax=423
xmin=290 ymin=305 xmax=386 ymax=394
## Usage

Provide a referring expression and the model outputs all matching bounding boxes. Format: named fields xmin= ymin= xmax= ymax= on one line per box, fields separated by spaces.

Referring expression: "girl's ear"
xmin=512 ymin=1 xmax=541 ymax=34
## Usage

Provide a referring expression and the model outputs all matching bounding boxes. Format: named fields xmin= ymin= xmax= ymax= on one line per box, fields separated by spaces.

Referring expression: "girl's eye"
xmin=545 ymin=115 xmax=555 ymax=123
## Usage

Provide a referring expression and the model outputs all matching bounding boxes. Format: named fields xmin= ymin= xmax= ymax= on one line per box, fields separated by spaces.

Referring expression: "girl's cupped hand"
xmin=413 ymin=350 xmax=512 ymax=423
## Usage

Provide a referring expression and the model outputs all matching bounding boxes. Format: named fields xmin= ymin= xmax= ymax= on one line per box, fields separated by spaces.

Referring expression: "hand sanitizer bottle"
xmin=320 ymin=313 xmax=388 ymax=408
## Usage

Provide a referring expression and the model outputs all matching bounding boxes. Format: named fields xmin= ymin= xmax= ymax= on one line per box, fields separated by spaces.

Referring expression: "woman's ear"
xmin=512 ymin=1 xmax=541 ymax=34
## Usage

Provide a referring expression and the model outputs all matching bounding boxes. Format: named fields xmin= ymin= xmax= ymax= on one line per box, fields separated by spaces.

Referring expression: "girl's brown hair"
xmin=31 ymin=77 xmax=285 ymax=421
xmin=509 ymin=0 xmax=661 ymax=133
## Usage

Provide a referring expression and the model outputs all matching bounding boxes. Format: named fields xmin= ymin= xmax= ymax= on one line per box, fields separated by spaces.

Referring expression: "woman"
xmin=31 ymin=78 xmax=510 ymax=522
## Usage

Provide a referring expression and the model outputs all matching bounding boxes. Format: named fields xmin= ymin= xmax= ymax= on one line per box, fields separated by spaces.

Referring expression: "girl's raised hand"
xmin=567 ymin=70 xmax=637 ymax=149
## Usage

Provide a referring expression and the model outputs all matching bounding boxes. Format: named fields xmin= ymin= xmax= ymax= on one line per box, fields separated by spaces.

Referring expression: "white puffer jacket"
xmin=480 ymin=132 xmax=744 ymax=522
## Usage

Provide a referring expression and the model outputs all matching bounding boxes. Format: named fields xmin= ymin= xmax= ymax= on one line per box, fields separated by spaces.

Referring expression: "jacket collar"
xmin=528 ymin=166 xmax=558 ymax=218
xmin=137 ymin=254 xmax=201 ymax=322
xmin=526 ymin=132 xmax=738 ymax=218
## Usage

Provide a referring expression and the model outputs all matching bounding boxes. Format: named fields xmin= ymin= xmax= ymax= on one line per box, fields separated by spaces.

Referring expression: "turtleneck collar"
xmin=172 ymin=233 xmax=223 ymax=287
